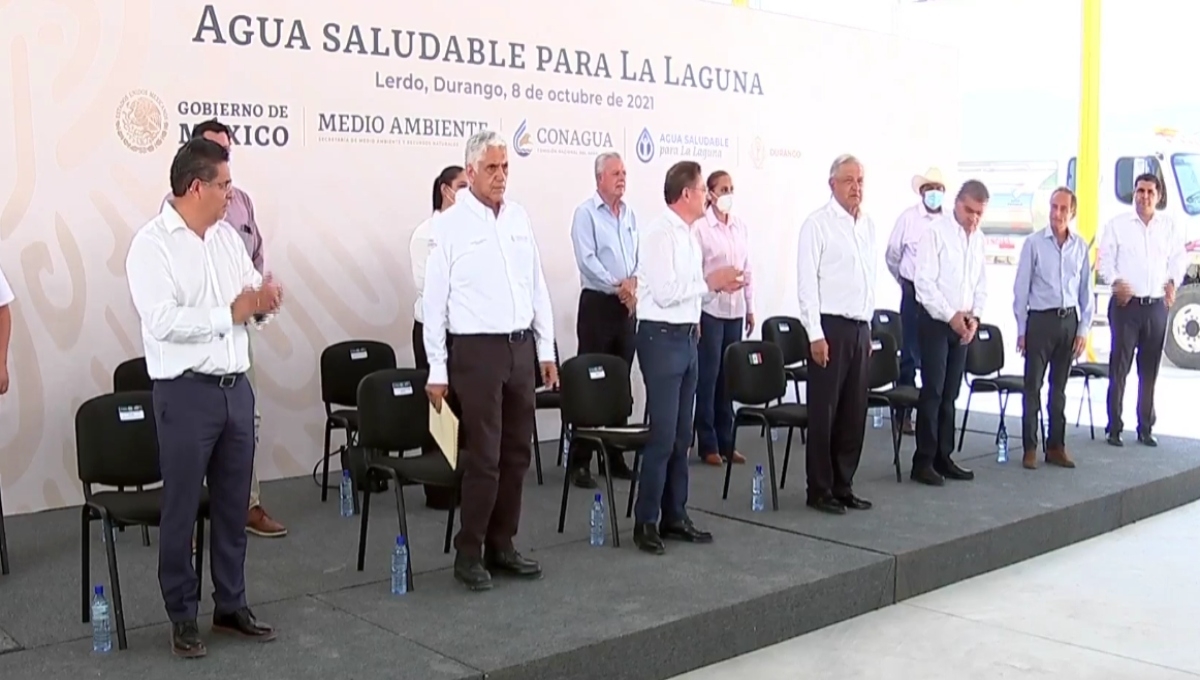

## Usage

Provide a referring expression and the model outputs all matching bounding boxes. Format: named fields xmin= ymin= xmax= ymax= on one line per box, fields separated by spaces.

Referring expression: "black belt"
xmin=821 ymin=314 xmax=869 ymax=326
xmin=1131 ymin=296 xmax=1164 ymax=306
xmin=1030 ymin=308 xmax=1077 ymax=318
xmin=181 ymin=370 xmax=244 ymax=388
xmin=452 ymin=329 xmax=531 ymax=343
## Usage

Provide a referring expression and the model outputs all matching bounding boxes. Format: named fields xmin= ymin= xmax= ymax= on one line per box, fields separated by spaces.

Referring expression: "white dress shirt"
xmin=885 ymin=203 xmax=940 ymax=283
xmin=795 ymin=200 xmax=877 ymax=342
xmin=409 ymin=214 xmax=436 ymax=323
xmin=422 ymin=189 xmax=555 ymax=385
xmin=636 ymin=208 xmax=711 ymax=324
xmin=0 ymin=264 xmax=14 ymax=307
xmin=914 ymin=214 xmax=988 ymax=323
xmin=1097 ymin=212 xmax=1190 ymax=297
xmin=126 ymin=201 xmax=264 ymax=380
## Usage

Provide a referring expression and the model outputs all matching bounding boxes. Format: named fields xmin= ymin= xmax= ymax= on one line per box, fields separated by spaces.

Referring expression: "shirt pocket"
xmin=506 ymin=233 xmax=538 ymax=285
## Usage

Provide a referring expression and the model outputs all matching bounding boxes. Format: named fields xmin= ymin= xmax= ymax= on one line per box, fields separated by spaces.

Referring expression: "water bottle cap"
xmin=396 ymin=534 xmax=406 ymax=547
xmin=594 ymin=493 xmax=602 ymax=502
xmin=755 ymin=464 xmax=762 ymax=473
xmin=94 ymin=585 xmax=104 ymax=595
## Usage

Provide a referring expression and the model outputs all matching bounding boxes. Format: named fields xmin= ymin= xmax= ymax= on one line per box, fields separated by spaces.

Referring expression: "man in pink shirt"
xmin=693 ymin=170 xmax=754 ymax=466
xmin=167 ymin=119 xmax=285 ymax=538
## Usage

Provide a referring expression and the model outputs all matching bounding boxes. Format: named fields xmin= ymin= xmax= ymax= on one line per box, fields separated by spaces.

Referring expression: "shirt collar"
xmin=458 ymin=187 xmax=504 ymax=220
xmin=663 ymin=207 xmax=691 ymax=230
xmin=1041 ymin=225 xmax=1082 ymax=246
xmin=592 ymin=192 xmax=625 ymax=216
xmin=704 ymin=205 xmax=727 ymax=228
xmin=827 ymin=199 xmax=860 ymax=223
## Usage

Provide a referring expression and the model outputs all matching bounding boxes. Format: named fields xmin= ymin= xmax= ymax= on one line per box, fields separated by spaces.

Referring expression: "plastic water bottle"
xmin=339 ymin=469 xmax=354 ymax=517
xmin=770 ymin=427 xmax=779 ymax=441
xmin=391 ymin=535 xmax=408 ymax=595
xmin=561 ymin=427 xmax=571 ymax=461
xmin=751 ymin=465 xmax=766 ymax=512
xmin=997 ymin=424 xmax=1009 ymax=463
xmin=590 ymin=493 xmax=605 ymax=546
xmin=91 ymin=585 xmax=112 ymax=653
xmin=872 ymin=407 xmax=883 ymax=428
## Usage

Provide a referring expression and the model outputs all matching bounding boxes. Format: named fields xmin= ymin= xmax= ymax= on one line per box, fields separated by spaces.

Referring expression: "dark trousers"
xmin=449 ymin=333 xmax=536 ymax=557
xmin=805 ymin=315 xmax=871 ymax=498
xmin=413 ymin=320 xmax=458 ymax=510
xmin=1022 ymin=310 xmax=1078 ymax=450
xmin=1107 ymin=297 xmax=1168 ymax=435
xmin=899 ymin=278 xmax=922 ymax=387
xmin=913 ymin=308 xmax=969 ymax=470
xmin=634 ymin=321 xmax=698 ymax=525
xmin=153 ymin=373 xmax=255 ymax=622
xmin=571 ymin=289 xmax=636 ymax=469
xmin=695 ymin=312 xmax=744 ymax=458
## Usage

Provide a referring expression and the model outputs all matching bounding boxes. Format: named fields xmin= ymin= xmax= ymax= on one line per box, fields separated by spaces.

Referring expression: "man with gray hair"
xmin=566 ymin=151 xmax=639 ymax=489
xmin=795 ymin=154 xmax=876 ymax=515
xmin=911 ymin=180 xmax=990 ymax=486
xmin=423 ymin=129 xmax=558 ymax=591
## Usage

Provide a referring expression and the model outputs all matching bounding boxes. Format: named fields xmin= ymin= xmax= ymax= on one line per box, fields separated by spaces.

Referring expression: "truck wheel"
xmin=1165 ymin=284 xmax=1200 ymax=370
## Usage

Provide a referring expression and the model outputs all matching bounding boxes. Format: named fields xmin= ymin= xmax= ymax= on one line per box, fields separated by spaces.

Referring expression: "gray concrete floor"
xmin=673 ymin=497 xmax=1200 ymax=679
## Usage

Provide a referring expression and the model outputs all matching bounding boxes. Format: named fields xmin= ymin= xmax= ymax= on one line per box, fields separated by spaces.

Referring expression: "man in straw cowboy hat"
xmin=884 ymin=167 xmax=946 ymax=434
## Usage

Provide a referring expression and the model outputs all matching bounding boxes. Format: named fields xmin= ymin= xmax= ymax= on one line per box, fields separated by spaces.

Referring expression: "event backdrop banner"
xmin=0 ymin=0 xmax=958 ymax=513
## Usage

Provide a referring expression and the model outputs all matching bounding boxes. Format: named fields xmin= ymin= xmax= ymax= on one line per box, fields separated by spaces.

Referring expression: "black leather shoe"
xmin=171 ymin=620 xmax=207 ymax=658
xmin=571 ymin=467 xmax=598 ymax=489
xmin=806 ymin=496 xmax=846 ymax=514
xmin=1138 ymin=431 xmax=1158 ymax=447
xmin=835 ymin=494 xmax=873 ymax=510
xmin=659 ymin=518 xmax=713 ymax=543
xmin=212 ymin=607 xmax=276 ymax=642
xmin=485 ymin=548 xmax=542 ymax=579
xmin=453 ymin=553 xmax=494 ymax=591
xmin=935 ymin=460 xmax=975 ymax=480
xmin=633 ymin=523 xmax=665 ymax=555
xmin=1107 ymin=432 xmax=1124 ymax=447
xmin=910 ymin=467 xmax=945 ymax=486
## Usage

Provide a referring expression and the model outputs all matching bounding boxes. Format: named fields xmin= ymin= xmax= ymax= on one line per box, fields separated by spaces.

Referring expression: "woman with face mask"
xmin=692 ymin=170 xmax=755 ymax=467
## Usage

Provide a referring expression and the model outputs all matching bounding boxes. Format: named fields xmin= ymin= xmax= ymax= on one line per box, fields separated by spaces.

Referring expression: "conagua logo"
xmin=513 ymin=119 xmax=532 ymax=157
xmin=115 ymin=89 xmax=169 ymax=154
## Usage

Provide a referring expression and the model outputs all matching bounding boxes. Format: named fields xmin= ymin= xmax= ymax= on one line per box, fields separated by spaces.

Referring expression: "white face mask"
xmin=715 ymin=193 xmax=734 ymax=214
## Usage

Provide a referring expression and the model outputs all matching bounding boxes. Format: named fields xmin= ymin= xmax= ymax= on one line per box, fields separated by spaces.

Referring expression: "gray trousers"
xmin=1022 ymin=310 xmax=1078 ymax=450
xmin=153 ymin=373 xmax=256 ymax=622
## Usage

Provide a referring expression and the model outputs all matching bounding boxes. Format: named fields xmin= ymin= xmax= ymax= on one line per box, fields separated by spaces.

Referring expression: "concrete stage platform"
xmin=1 ymin=412 xmax=1199 ymax=680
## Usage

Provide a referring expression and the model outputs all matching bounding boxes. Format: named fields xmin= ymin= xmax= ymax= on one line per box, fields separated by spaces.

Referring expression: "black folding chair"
xmin=866 ymin=332 xmax=917 ymax=482
xmin=350 ymin=368 xmax=458 ymax=591
xmin=318 ymin=341 xmax=397 ymax=502
xmin=76 ymin=391 xmax=208 ymax=651
xmin=532 ymin=342 xmax=565 ymax=484
xmin=722 ymin=341 xmax=808 ymax=510
xmin=957 ymin=323 xmax=1024 ymax=452
xmin=111 ymin=358 xmax=154 ymax=547
xmin=556 ymin=354 xmax=648 ymax=548
xmin=1069 ymin=361 xmax=1108 ymax=439
xmin=871 ymin=309 xmax=903 ymax=351
xmin=761 ymin=316 xmax=809 ymax=404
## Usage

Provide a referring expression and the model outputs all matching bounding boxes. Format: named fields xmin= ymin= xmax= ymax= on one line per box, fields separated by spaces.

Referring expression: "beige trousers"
xmin=248 ymin=339 xmax=262 ymax=510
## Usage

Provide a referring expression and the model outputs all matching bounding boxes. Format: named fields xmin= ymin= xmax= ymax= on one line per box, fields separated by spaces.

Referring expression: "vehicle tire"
xmin=1164 ymin=284 xmax=1200 ymax=370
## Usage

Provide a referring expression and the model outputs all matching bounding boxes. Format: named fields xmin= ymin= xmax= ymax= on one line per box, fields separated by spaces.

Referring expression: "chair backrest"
xmin=112 ymin=357 xmax=152 ymax=393
xmin=723 ymin=341 xmax=786 ymax=406
xmin=965 ymin=323 xmax=1005 ymax=376
xmin=320 ymin=340 xmax=397 ymax=408
xmin=75 ymin=391 xmax=160 ymax=488
xmin=559 ymin=354 xmax=633 ymax=428
xmin=534 ymin=341 xmax=562 ymax=390
xmin=867 ymin=331 xmax=900 ymax=390
xmin=761 ymin=316 xmax=809 ymax=365
xmin=871 ymin=309 xmax=903 ymax=350
xmin=355 ymin=368 xmax=429 ymax=452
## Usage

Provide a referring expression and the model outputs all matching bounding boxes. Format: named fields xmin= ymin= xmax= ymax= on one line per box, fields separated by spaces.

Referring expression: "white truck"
xmin=1067 ymin=128 xmax=1200 ymax=370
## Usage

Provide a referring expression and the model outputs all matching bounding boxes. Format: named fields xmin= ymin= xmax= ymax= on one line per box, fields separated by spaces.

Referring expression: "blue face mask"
xmin=923 ymin=189 xmax=944 ymax=211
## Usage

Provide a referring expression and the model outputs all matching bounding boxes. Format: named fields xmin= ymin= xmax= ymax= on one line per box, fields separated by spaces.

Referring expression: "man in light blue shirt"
xmin=567 ymin=152 xmax=639 ymax=489
xmin=1012 ymin=187 xmax=1094 ymax=469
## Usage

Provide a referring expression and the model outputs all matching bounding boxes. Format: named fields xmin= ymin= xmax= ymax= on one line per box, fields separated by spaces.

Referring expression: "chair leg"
xmin=556 ymin=423 xmax=567 ymax=467
xmin=956 ymin=389 xmax=975 ymax=452
xmin=321 ymin=420 xmax=335 ymax=502
xmin=556 ymin=451 xmax=572 ymax=533
xmin=0 ymin=484 xmax=9 ymax=575
xmin=598 ymin=444 xmax=621 ymax=549
xmin=998 ymin=391 xmax=1010 ymax=445
xmin=1075 ymin=376 xmax=1086 ymax=427
xmin=890 ymin=405 xmax=903 ymax=483
xmin=100 ymin=516 xmax=128 ymax=651
xmin=765 ymin=421 xmax=780 ymax=511
xmin=779 ymin=427 xmax=795 ymax=489
xmin=81 ymin=507 xmax=91 ymax=622
xmin=1086 ymin=377 xmax=1096 ymax=439
xmin=722 ymin=428 xmax=736 ymax=500
xmin=390 ymin=474 xmax=413 ymax=593
xmin=532 ymin=416 xmax=543 ymax=485
xmin=356 ymin=481 xmax=372 ymax=572
xmin=444 ymin=494 xmax=456 ymax=555
xmin=626 ymin=451 xmax=641 ymax=519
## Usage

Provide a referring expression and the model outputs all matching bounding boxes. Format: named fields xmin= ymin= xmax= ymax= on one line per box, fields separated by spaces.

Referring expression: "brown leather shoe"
xmin=901 ymin=416 xmax=915 ymax=436
xmin=1023 ymin=448 xmax=1038 ymax=469
xmin=729 ymin=451 xmax=747 ymax=464
xmin=1046 ymin=446 xmax=1076 ymax=468
xmin=701 ymin=453 xmax=724 ymax=466
xmin=246 ymin=506 xmax=287 ymax=537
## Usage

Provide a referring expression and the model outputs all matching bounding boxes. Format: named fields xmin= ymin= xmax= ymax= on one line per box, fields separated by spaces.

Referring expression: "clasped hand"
xmin=705 ymin=266 xmax=745 ymax=293
xmin=231 ymin=274 xmax=284 ymax=325
xmin=950 ymin=312 xmax=978 ymax=345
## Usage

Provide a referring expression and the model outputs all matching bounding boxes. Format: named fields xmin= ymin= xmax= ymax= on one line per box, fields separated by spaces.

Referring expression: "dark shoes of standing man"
xmin=910 ymin=459 xmax=975 ymax=486
xmin=1106 ymin=428 xmax=1157 ymax=448
xmin=633 ymin=517 xmax=713 ymax=555
xmin=171 ymin=607 xmax=276 ymax=659
xmin=454 ymin=547 xmax=543 ymax=591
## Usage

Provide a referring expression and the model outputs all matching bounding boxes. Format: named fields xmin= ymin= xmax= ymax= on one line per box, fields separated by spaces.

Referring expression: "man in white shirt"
xmin=796 ymin=154 xmax=877 ymax=514
xmin=126 ymin=138 xmax=282 ymax=657
xmin=423 ymin=130 xmax=557 ymax=591
xmin=1098 ymin=172 xmax=1189 ymax=447
xmin=632 ymin=161 xmax=742 ymax=555
xmin=911 ymin=180 xmax=990 ymax=486
xmin=885 ymin=167 xmax=946 ymax=434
